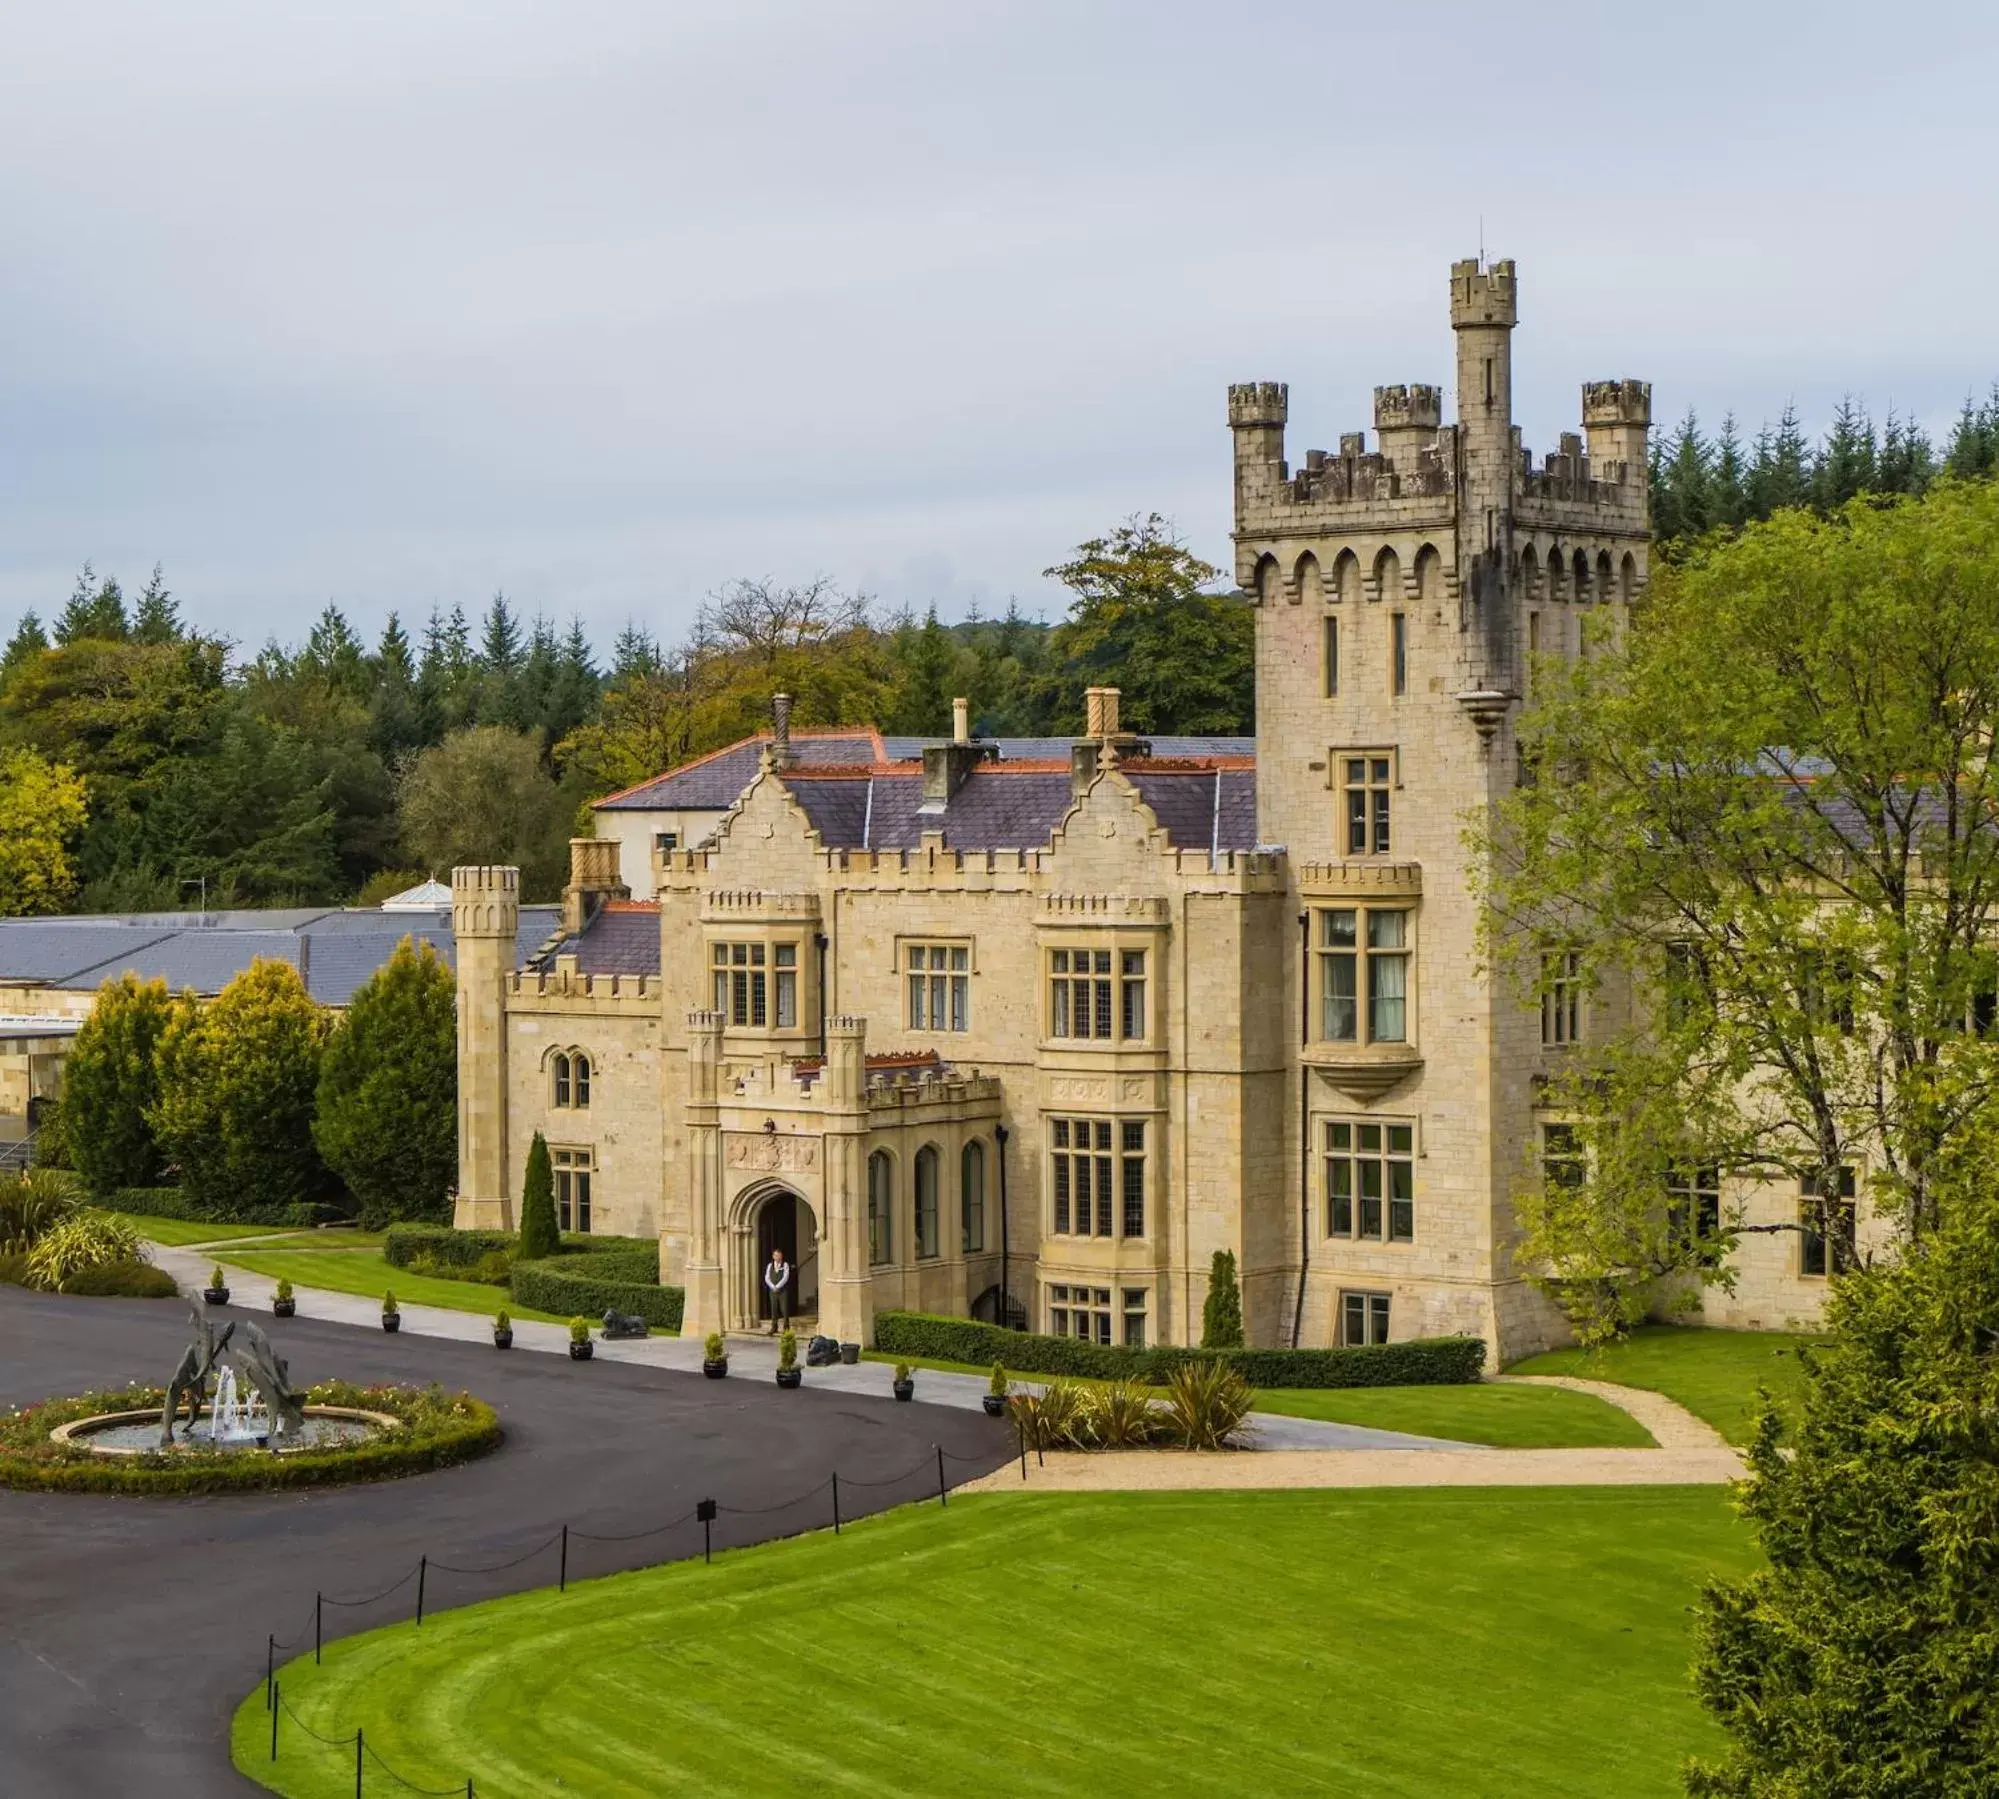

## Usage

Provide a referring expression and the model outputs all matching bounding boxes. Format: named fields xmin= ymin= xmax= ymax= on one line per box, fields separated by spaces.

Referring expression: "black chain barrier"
xmin=258 ymin=1427 xmax=1014 ymax=1794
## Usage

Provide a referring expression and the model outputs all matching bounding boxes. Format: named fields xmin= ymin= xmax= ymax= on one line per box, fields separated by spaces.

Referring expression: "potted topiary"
xmin=568 ymin=1316 xmax=594 ymax=1361
xmin=381 ymin=1289 xmax=401 ymax=1334
xmin=775 ymin=1328 xmax=802 ymax=1389
xmin=702 ymin=1331 xmax=728 ymax=1379
xmin=983 ymin=1363 xmax=1008 ymax=1417
xmin=272 ymin=1277 xmax=295 ymax=1320
xmin=891 ymin=1362 xmax=915 ymax=1403
xmin=203 ymin=1265 xmax=230 ymax=1306
xmin=493 ymin=1309 xmax=514 ymax=1350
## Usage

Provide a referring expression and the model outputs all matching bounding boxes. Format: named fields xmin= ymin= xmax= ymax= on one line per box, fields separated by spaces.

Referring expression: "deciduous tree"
xmin=61 ymin=975 xmax=172 ymax=1192
xmin=148 ymin=960 xmax=331 ymax=1220
xmin=1481 ymin=481 xmax=1999 ymax=1343
xmin=0 ymin=747 xmax=87 ymax=915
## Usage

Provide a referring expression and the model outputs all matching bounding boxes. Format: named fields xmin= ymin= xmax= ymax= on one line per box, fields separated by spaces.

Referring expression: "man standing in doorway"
xmin=763 ymin=1246 xmax=791 ymax=1335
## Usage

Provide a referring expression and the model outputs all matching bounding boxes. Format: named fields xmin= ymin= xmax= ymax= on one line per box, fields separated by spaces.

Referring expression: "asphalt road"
xmin=0 ymin=1287 xmax=1013 ymax=1797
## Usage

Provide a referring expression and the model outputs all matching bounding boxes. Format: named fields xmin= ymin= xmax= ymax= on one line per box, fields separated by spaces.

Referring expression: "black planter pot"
xmin=982 ymin=1394 xmax=1006 ymax=1417
xmin=493 ymin=1330 xmax=514 ymax=1350
xmin=272 ymin=1299 xmax=295 ymax=1319
xmin=381 ymin=1314 xmax=401 ymax=1334
xmin=569 ymin=1340 xmax=594 ymax=1361
xmin=203 ymin=1287 xmax=230 ymax=1306
xmin=892 ymin=1379 xmax=915 ymax=1403
xmin=702 ymin=1358 xmax=729 ymax=1379
xmin=838 ymin=1342 xmax=860 ymax=1366
xmin=776 ymin=1367 xmax=803 ymax=1389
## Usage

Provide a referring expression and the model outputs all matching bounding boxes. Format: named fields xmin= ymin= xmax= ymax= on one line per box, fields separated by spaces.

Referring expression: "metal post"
xmin=356 ymin=1725 xmax=364 ymax=1798
xmin=270 ymin=1681 xmax=280 ymax=1762
xmin=936 ymin=1444 xmax=947 ymax=1507
xmin=831 ymin=1471 xmax=841 ymax=1535
xmin=417 ymin=1555 xmax=427 ymax=1627
xmin=559 ymin=1525 xmax=568 ymax=1594
xmin=315 ymin=1593 xmax=323 ymax=1665
xmin=1018 ymin=1424 xmax=1028 ymax=1481
xmin=267 ymin=1634 xmax=275 ymax=1709
xmin=704 ymin=1515 xmax=712 ymax=1564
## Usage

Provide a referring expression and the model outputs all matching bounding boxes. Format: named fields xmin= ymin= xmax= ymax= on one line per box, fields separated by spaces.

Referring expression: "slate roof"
xmin=0 ymin=905 xmax=562 ymax=1005
xmin=594 ymin=728 xmax=1257 ymax=813
xmin=542 ymin=902 xmax=662 ymax=978
xmin=782 ymin=764 xmax=1259 ymax=856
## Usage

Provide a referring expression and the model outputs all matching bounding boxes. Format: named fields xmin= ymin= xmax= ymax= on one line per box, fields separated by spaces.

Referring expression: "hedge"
xmin=0 ymin=1382 xmax=502 ymax=1495
xmin=97 ymin=1187 xmax=339 ymax=1229
xmin=510 ymin=1258 xmax=684 ymax=1332
xmin=384 ymin=1224 xmax=660 ymax=1272
xmin=871 ymin=1311 xmax=1487 ymax=1388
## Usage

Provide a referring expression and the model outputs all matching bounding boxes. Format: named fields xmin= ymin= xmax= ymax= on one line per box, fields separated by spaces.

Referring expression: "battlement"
xmin=699 ymin=888 xmax=822 ymax=922
xmin=1449 ymin=257 xmax=1517 ymax=328
xmin=1280 ymin=433 xmax=1455 ymax=507
xmin=1228 ymin=381 xmax=1289 ymax=428
xmin=1374 ymin=384 xmax=1442 ymax=431
xmin=451 ymin=864 xmax=519 ymax=939
xmin=1582 ymin=379 xmax=1652 ymax=427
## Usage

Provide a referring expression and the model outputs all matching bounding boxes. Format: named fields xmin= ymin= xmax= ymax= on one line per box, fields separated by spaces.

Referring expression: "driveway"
xmin=0 ymin=1287 xmax=1012 ymax=1797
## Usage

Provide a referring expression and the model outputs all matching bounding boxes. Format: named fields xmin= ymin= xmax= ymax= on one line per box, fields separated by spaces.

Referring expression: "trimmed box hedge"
xmin=384 ymin=1224 xmax=660 ymax=1273
xmin=871 ymin=1310 xmax=1486 ymax=1388
xmin=98 ymin=1188 xmax=338 ymax=1229
xmin=509 ymin=1258 xmax=684 ymax=1332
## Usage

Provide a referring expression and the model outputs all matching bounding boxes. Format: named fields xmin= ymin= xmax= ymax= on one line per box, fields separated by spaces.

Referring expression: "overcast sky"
xmin=2 ymin=1 xmax=1994 ymax=657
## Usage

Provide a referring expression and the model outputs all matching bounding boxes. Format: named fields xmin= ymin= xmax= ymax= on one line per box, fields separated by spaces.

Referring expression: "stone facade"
xmin=452 ymin=256 xmax=1848 ymax=1354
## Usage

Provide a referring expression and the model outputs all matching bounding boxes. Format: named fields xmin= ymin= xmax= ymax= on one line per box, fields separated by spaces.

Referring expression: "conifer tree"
xmin=131 ymin=565 xmax=181 ymax=644
xmin=1201 ymin=1248 xmax=1245 ymax=1349
xmin=518 ymin=1131 xmax=559 ymax=1259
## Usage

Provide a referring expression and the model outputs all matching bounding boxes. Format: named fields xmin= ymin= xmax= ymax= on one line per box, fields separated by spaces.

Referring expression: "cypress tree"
xmin=518 ymin=1131 xmax=559 ymax=1260
xmin=1200 ymin=1248 xmax=1245 ymax=1349
xmin=62 ymin=974 xmax=173 ymax=1193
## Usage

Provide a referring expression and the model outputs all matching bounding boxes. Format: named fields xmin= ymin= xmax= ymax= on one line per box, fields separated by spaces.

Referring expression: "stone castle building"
xmin=450 ymin=257 xmax=1847 ymax=1354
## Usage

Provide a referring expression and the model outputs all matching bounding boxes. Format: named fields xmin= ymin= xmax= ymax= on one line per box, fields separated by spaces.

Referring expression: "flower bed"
xmin=0 ymin=1381 xmax=501 ymax=1496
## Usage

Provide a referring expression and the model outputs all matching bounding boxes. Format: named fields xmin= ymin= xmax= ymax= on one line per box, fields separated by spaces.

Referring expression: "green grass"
xmin=235 ymin=1487 xmax=1754 ymax=1798
xmin=132 ymin=1217 xmax=290 ymax=1247
xmin=1509 ymin=1324 xmax=1822 ymax=1446
xmin=220 ymin=1251 xmax=567 ymax=1325
xmin=1249 ymin=1382 xmax=1654 ymax=1447
xmin=861 ymin=1351 xmax=1649 ymax=1447
xmin=239 ymin=1229 xmax=391 ymax=1251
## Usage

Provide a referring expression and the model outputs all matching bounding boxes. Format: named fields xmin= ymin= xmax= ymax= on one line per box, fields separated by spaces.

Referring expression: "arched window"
xmin=868 ymin=1151 xmax=894 ymax=1266
xmin=914 ymin=1146 xmax=940 ymax=1260
xmin=1519 ymin=544 xmax=1539 ymax=600
xmin=1620 ymin=552 xmax=1638 ymax=604
xmin=552 ymin=1051 xmax=591 ymax=1109
xmin=1573 ymin=548 xmax=1591 ymax=602
xmin=960 ymin=1140 xmax=986 ymax=1254
xmin=1596 ymin=550 xmax=1614 ymax=598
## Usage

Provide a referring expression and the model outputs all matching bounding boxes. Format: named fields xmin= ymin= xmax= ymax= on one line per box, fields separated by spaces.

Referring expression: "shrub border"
xmin=510 ymin=1260 xmax=684 ymax=1332
xmin=0 ymin=1383 xmax=503 ymax=1496
xmin=872 ymin=1311 xmax=1486 ymax=1388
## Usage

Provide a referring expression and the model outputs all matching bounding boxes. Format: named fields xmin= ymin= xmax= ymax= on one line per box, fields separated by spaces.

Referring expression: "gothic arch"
xmin=1620 ymin=551 xmax=1639 ymax=603
xmin=1573 ymin=548 xmax=1592 ymax=601
xmin=1596 ymin=549 xmax=1615 ymax=595
xmin=1253 ymin=552 xmax=1282 ymax=607
xmin=1414 ymin=543 xmax=1444 ymax=605
xmin=1293 ymin=551 xmax=1322 ymax=607
xmin=1330 ymin=548 xmax=1361 ymax=605
xmin=1372 ymin=545 xmax=1401 ymax=603
xmin=1519 ymin=543 xmax=1539 ymax=600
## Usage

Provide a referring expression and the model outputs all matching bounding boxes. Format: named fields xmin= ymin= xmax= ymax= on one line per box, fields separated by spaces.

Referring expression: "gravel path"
xmin=1495 ymin=1372 xmax=1732 ymax=1449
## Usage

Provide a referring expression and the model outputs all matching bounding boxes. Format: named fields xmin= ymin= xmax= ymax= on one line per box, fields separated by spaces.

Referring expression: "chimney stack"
xmin=771 ymin=692 xmax=794 ymax=767
xmin=952 ymin=696 xmax=969 ymax=744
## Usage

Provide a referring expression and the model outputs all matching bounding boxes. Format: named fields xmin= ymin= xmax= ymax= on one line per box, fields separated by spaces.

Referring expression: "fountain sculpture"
xmin=160 ymin=1305 xmax=307 ymax=1449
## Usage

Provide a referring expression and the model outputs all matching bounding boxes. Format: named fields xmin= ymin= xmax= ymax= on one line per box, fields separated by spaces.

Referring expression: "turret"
xmin=451 ymin=866 xmax=518 ymax=1229
xmin=1228 ymin=381 xmax=1289 ymax=516
xmin=1374 ymin=383 xmax=1443 ymax=467
xmin=1450 ymin=257 xmax=1520 ymax=704
xmin=1582 ymin=379 xmax=1653 ymax=485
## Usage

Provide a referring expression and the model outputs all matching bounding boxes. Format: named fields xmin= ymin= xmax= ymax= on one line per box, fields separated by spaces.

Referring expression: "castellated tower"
xmin=1229 ymin=256 xmax=1651 ymax=1359
xmin=452 ymin=866 xmax=519 ymax=1230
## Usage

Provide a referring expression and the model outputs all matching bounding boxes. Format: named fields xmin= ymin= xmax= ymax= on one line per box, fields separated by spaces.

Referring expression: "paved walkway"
xmin=1496 ymin=1371 xmax=1733 ymax=1450
xmin=158 ymin=1243 xmax=1476 ymax=1453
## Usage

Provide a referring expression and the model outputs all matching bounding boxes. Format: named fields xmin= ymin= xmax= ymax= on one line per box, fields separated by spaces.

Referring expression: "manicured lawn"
xmin=1509 ymin=1324 xmax=1822 ymax=1446
xmin=220 ymin=1251 xmax=567 ymax=1325
xmin=239 ymin=1229 xmax=391 ymax=1251
xmin=236 ymin=1487 xmax=1754 ymax=1797
xmin=132 ymin=1217 xmax=289 ymax=1247
xmin=1251 ymin=1381 xmax=1654 ymax=1447
xmin=862 ymin=1351 xmax=1649 ymax=1447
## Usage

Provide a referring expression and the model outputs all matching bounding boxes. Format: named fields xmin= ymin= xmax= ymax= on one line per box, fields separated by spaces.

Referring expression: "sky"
xmin=2 ymin=1 xmax=1995 ymax=658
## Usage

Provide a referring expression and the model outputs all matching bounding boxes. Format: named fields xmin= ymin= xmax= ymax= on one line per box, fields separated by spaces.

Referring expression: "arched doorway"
xmin=748 ymin=1186 xmax=818 ymax=1330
